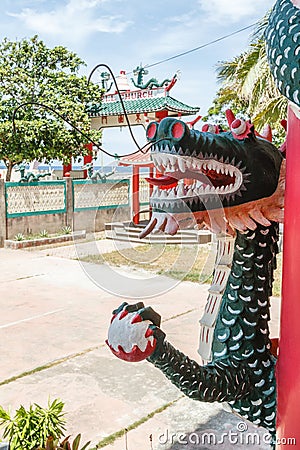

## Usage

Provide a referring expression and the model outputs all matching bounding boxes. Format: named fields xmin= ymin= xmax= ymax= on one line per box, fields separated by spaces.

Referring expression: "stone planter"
xmin=4 ymin=230 xmax=86 ymax=249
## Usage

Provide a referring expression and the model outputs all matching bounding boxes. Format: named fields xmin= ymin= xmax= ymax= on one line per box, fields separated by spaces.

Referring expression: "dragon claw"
xmin=119 ymin=310 xmax=129 ymax=320
xmin=145 ymin=327 xmax=154 ymax=338
xmin=131 ymin=314 xmax=142 ymax=324
xmin=138 ymin=306 xmax=161 ymax=327
xmin=112 ymin=302 xmax=128 ymax=316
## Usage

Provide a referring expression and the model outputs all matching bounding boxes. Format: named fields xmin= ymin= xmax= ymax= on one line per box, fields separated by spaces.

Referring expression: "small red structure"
xmin=118 ymin=151 xmax=154 ymax=224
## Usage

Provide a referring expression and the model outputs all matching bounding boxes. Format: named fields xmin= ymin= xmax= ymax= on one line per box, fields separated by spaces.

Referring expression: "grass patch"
xmin=0 ymin=345 xmax=102 ymax=386
xmin=82 ymin=243 xmax=283 ymax=296
xmin=82 ymin=243 xmax=215 ymax=284
xmin=92 ymin=398 xmax=182 ymax=449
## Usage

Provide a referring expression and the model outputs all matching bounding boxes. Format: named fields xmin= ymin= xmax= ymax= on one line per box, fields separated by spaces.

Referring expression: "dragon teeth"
xmin=177 ymin=183 xmax=185 ymax=197
xmin=162 ymin=154 xmax=170 ymax=166
xmin=153 ymin=186 xmax=159 ymax=197
xmin=186 ymin=160 xmax=193 ymax=170
xmin=150 ymin=151 xmax=244 ymax=201
xmin=168 ymin=188 xmax=176 ymax=199
xmin=168 ymin=154 xmax=176 ymax=165
xmin=178 ymin=158 xmax=186 ymax=172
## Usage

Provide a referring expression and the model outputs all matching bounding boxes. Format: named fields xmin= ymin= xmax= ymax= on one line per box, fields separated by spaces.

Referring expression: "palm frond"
xmin=209 ymin=10 xmax=287 ymax=135
xmin=250 ymin=11 xmax=271 ymax=42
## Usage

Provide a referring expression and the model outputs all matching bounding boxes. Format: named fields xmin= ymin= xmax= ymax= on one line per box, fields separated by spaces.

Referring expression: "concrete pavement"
xmin=0 ymin=238 xmax=281 ymax=449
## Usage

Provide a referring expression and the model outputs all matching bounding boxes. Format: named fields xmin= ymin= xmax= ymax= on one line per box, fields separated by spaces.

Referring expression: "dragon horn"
xmin=225 ymin=109 xmax=236 ymax=127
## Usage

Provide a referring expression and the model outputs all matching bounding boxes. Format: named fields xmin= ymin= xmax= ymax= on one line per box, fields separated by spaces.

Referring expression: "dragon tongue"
xmin=145 ymin=175 xmax=178 ymax=187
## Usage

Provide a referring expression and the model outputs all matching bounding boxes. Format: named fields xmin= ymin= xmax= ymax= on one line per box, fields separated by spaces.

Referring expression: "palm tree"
xmin=206 ymin=14 xmax=287 ymax=142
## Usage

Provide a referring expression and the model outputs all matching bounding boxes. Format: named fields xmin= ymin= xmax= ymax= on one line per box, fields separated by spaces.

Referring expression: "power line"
xmin=139 ymin=23 xmax=257 ymax=71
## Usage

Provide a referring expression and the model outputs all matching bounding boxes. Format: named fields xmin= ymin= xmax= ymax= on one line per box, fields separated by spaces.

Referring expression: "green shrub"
xmin=14 ymin=233 xmax=25 ymax=241
xmin=0 ymin=399 xmax=66 ymax=450
xmin=61 ymin=226 xmax=72 ymax=235
xmin=39 ymin=229 xmax=49 ymax=238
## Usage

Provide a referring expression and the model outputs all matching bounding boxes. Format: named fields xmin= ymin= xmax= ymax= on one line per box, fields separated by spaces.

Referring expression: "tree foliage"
xmin=204 ymin=14 xmax=287 ymax=145
xmin=0 ymin=36 xmax=103 ymax=180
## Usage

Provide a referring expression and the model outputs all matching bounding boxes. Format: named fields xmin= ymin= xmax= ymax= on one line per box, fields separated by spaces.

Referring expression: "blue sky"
xmin=0 ymin=0 xmax=275 ymax=164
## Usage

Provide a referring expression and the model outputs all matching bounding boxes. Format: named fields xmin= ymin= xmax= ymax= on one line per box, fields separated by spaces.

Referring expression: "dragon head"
xmin=141 ymin=112 xmax=285 ymax=237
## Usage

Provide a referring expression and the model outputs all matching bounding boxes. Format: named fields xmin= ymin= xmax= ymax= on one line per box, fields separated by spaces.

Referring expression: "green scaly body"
xmin=150 ymin=223 xmax=278 ymax=437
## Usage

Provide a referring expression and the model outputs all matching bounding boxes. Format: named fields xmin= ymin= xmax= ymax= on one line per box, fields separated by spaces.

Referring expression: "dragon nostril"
xmin=146 ymin=122 xmax=158 ymax=141
xmin=170 ymin=121 xmax=185 ymax=140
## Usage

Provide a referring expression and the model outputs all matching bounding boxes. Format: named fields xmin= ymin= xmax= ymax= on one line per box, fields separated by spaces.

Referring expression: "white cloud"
xmin=197 ymin=0 xmax=274 ymax=24
xmin=8 ymin=0 xmax=131 ymax=44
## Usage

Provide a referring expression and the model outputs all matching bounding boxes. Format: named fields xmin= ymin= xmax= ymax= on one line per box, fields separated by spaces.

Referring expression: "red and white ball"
xmin=106 ymin=309 xmax=156 ymax=362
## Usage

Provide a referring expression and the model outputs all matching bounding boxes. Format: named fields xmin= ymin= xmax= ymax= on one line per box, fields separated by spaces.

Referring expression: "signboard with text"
xmin=102 ymin=88 xmax=166 ymax=103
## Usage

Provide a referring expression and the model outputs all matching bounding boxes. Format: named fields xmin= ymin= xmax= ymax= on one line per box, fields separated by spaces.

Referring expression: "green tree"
xmin=205 ymin=15 xmax=287 ymax=143
xmin=0 ymin=35 xmax=103 ymax=180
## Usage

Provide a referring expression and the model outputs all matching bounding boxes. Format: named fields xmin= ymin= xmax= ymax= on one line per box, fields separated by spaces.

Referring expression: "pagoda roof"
xmin=88 ymin=91 xmax=199 ymax=117
xmin=119 ymin=146 xmax=153 ymax=167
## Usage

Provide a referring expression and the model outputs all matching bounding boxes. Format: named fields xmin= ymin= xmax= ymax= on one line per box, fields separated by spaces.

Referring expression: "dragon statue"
xmin=15 ymin=163 xmax=50 ymax=183
xmin=131 ymin=64 xmax=174 ymax=90
xmin=82 ymin=162 xmax=116 ymax=182
xmin=107 ymin=111 xmax=285 ymax=444
xmin=107 ymin=0 xmax=300 ymax=446
xmin=99 ymin=72 xmax=113 ymax=93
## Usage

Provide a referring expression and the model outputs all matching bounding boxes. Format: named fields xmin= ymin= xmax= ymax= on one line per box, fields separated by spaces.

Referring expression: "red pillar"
xmin=277 ymin=105 xmax=300 ymax=447
xmin=132 ymin=165 xmax=140 ymax=225
xmin=83 ymin=143 xmax=93 ymax=179
xmin=63 ymin=161 xmax=72 ymax=177
xmin=149 ymin=166 xmax=154 ymax=219
xmin=155 ymin=111 xmax=168 ymax=122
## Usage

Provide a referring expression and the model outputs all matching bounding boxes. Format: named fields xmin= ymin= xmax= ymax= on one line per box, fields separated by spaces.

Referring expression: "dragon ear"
xmin=226 ymin=109 xmax=254 ymax=140
xmin=201 ymin=123 xmax=219 ymax=134
xmin=225 ymin=109 xmax=236 ymax=127
xmin=261 ymin=124 xmax=273 ymax=142
xmin=230 ymin=118 xmax=254 ymax=140
xmin=255 ymin=124 xmax=273 ymax=142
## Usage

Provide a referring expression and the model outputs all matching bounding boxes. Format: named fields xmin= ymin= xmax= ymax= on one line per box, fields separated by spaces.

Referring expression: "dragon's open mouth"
xmin=147 ymin=150 xmax=245 ymax=203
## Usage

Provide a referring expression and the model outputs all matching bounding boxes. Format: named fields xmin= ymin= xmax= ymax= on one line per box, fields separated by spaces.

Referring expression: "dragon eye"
xmin=170 ymin=121 xmax=185 ymax=140
xmin=146 ymin=122 xmax=158 ymax=141
xmin=231 ymin=119 xmax=246 ymax=136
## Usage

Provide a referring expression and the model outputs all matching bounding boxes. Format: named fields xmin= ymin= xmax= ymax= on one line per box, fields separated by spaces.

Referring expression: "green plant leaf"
xmin=72 ymin=434 xmax=81 ymax=450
